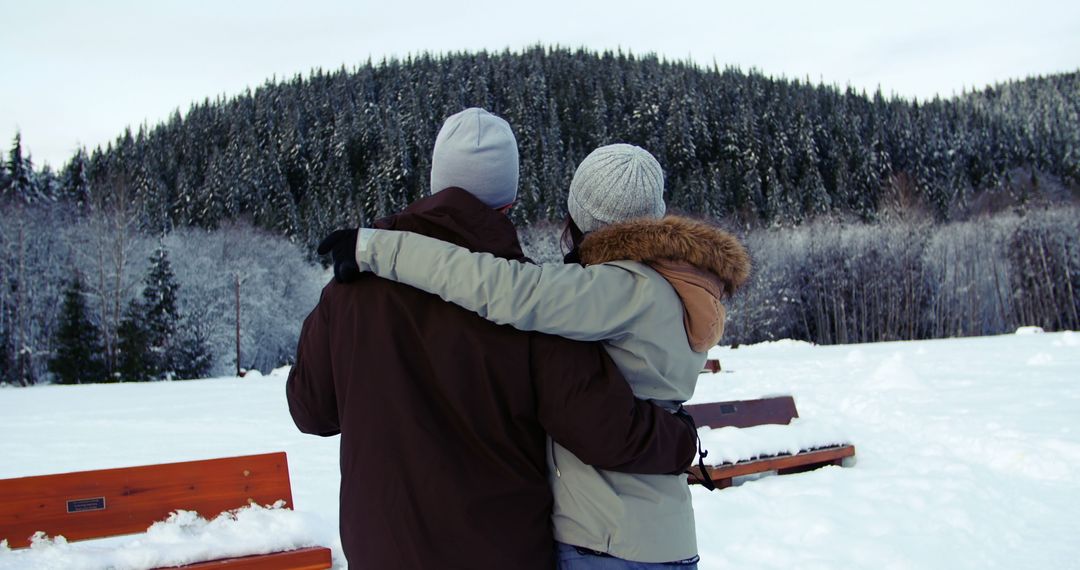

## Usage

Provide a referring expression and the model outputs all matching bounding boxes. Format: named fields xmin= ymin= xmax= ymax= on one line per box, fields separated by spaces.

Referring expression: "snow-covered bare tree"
xmin=164 ymin=222 xmax=324 ymax=376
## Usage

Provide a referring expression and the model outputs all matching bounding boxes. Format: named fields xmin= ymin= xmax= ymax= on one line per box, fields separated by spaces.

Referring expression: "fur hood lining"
xmin=578 ymin=216 xmax=750 ymax=295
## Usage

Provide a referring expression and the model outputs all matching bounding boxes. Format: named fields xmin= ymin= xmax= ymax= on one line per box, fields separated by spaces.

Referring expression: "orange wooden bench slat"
xmin=0 ymin=452 xmax=294 ymax=549
xmin=163 ymin=546 xmax=333 ymax=570
xmin=684 ymin=396 xmax=799 ymax=429
xmin=688 ymin=444 xmax=856 ymax=487
xmin=684 ymin=397 xmax=856 ymax=487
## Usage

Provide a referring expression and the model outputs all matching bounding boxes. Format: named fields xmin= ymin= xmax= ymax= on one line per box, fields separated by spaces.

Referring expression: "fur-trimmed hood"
xmin=578 ymin=216 xmax=751 ymax=295
xmin=578 ymin=216 xmax=750 ymax=351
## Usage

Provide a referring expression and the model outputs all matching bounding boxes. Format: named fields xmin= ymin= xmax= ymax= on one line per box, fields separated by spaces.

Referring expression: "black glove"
xmin=317 ymin=228 xmax=361 ymax=283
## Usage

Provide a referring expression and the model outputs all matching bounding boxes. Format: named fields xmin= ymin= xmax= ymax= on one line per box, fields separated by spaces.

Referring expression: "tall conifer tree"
xmin=4 ymin=132 xmax=38 ymax=203
xmin=49 ymin=276 xmax=106 ymax=384
xmin=116 ymin=304 xmax=152 ymax=382
xmin=141 ymin=245 xmax=181 ymax=377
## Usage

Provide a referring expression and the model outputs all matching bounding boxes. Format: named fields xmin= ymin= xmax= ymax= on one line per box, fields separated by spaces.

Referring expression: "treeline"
xmin=721 ymin=207 xmax=1079 ymax=345
xmin=2 ymin=46 xmax=1078 ymax=251
xmin=2 ymin=47 xmax=1078 ymax=384
xmin=522 ymin=206 xmax=1080 ymax=346
xmin=0 ymin=197 xmax=324 ymax=387
xmin=725 ymin=207 xmax=1080 ymax=345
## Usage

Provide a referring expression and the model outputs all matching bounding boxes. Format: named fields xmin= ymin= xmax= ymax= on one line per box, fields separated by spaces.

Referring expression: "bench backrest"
xmin=0 ymin=452 xmax=295 ymax=549
xmin=685 ymin=396 xmax=799 ymax=429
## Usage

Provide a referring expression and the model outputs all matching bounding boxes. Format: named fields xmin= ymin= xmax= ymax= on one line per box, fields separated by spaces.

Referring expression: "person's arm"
xmin=285 ymin=286 xmax=341 ymax=437
xmin=355 ymin=228 xmax=648 ymax=342
xmin=531 ymin=333 xmax=695 ymax=474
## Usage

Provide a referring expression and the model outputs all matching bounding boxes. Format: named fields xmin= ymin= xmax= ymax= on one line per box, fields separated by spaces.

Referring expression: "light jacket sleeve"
xmin=355 ymin=228 xmax=649 ymax=342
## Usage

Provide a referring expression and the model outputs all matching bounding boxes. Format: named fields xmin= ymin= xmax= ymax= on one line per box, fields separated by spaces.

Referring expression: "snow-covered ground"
xmin=2 ymin=330 xmax=1079 ymax=569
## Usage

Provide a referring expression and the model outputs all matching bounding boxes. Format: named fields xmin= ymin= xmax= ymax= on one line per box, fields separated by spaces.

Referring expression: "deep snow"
xmin=2 ymin=331 xmax=1079 ymax=569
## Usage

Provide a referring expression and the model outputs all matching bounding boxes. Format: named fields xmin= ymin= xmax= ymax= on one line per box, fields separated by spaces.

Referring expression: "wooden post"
xmin=235 ymin=273 xmax=241 ymax=377
xmin=15 ymin=223 xmax=27 ymax=386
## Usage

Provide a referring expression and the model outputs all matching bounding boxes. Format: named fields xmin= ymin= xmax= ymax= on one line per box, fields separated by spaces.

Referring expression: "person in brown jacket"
xmin=287 ymin=108 xmax=696 ymax=569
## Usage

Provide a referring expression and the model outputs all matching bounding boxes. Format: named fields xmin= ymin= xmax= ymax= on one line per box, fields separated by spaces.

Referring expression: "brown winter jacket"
xmin=286 ymin=188 xmax=696 ymax=569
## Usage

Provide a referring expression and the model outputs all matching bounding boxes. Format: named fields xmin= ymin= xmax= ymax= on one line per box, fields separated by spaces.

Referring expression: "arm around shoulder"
xmin=357 ymin=229 xmax=648 ymax=342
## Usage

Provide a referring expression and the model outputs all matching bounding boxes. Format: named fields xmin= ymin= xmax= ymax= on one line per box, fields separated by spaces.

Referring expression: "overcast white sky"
xmin=3 ymin=0 xmax=1078 ymax=168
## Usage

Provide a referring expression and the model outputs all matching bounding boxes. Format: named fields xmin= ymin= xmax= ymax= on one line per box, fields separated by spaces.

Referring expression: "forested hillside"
xmin=3 ymin=46 xmax=1078 ymax=244
xmin=2 ymin=46 xmax=1078 ymax=386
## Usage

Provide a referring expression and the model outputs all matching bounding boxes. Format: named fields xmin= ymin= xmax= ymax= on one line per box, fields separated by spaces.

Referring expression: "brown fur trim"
xmin=578 ymin=216 xmax=751 ymax=294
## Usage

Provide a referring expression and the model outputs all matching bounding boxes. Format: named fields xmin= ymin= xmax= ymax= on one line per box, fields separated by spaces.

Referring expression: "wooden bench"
xmin=0 ymin=452 xmax=332 ymax=569
xmin=685 ymin=396 xmax=856 ymax=489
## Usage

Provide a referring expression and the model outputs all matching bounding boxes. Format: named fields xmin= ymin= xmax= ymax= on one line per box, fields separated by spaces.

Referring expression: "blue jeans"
xmin=556 ymin=542 xmax=699 ymax=569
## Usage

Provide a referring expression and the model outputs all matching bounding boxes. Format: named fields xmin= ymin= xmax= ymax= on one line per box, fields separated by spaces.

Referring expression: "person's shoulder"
xmin=319 ymin=274 xmax=399 ymax=303
xmin=592 ymin=259 xmax=664 ymax=285
xmin=598 ymin=259 xmax=652 ymax=273
xmin=596 ymin=261 xmax=681 ymax=312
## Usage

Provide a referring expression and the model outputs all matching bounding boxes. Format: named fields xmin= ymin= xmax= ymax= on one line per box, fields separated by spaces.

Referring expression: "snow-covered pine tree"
xmin=115 ymin=244 xmax=182 ymax=381
xmin=61 ymin=149 xmax=92 ymax=213
xmin=38 ymin=165 xmax=59 ymax=204
xmin=3 ymin=132 xmax=40 ymax=204
xmin=170 ymin=325 xmax=213 ymax=380
xmin=48 ymin=276 xmax=106 ymax=384
xmin=0 ymin=159 xmax=9 ymax=195
xmin=115 ymin=302 xmax=152 ymax=382
xmin=141 ymin=244 xmax=181 ymax=378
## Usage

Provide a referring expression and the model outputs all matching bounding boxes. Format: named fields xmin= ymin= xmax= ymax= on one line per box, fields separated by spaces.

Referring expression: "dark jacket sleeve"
xmin=286 ymin=286 xmax=341 ymax=437
xmin=531 ymin=334 xmax=696 ymax=475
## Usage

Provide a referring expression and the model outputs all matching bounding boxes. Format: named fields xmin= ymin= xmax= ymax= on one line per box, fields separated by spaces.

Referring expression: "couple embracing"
xmin=288 ymin=107 xmax=749 ymax=569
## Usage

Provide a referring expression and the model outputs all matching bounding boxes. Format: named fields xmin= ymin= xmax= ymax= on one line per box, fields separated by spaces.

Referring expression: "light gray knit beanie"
xmin=567 ymin=143 xmax=666 ymax=232
xmin=430 ymin=107 xmax=519 ymax=208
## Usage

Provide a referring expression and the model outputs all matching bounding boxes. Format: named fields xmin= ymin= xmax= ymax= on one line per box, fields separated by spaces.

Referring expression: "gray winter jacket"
xmin=355 ymin=216 xmax=750 ymax=562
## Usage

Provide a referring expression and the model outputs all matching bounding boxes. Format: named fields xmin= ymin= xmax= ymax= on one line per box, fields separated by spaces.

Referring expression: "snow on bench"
xmin=0 ymin=452 xmax=332 ymax=570
xmin=685 ymin=396 xmax=856 ymax=488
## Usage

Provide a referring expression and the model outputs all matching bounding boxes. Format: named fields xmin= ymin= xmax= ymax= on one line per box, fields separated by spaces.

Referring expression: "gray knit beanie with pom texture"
xmin=567 ymin=144 xmax=665 ymax=233
xmin=430 ymin=107 xmax=519 ymax=208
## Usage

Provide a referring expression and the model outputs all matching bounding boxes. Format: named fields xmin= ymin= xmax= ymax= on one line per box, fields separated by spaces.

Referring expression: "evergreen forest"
xmin=2 ymin=46 xmax=1078 ymax=385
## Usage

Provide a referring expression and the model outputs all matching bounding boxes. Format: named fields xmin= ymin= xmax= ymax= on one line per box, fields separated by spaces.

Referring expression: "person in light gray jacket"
xmin=352 ymin=144 xmax=751 ymax=568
